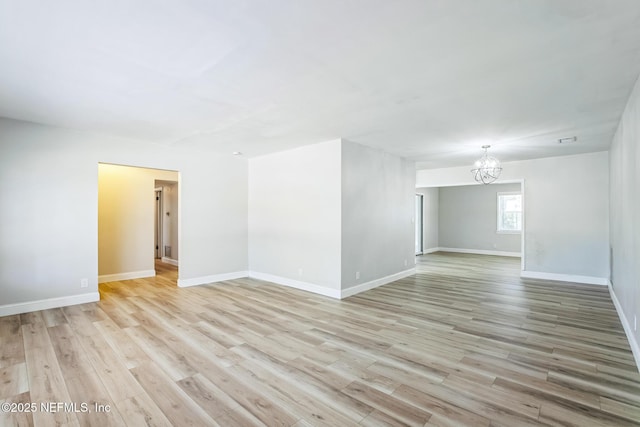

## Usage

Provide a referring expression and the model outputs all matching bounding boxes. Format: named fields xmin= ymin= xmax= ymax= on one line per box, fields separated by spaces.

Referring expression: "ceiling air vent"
xmin=558 ymin=136 xmax=577 ymax=144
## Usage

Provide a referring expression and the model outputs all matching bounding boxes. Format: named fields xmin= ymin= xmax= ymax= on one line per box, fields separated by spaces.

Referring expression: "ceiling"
xmin=1 ymin=1 xmax=640 ymax=169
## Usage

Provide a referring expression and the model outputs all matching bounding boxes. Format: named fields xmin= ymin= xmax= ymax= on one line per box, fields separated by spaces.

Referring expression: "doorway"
xmin=415 ymin=180 xmax=525 ymax=271
xmin=415 ymin=193 xmax=424 ymax=255
xmin=154 ymin=179 xmax=179 ymax=267
xmin=97 ymin=163 xmax=180 ymax=284
xmin=155 ymin=188 xmax=162 ymax=259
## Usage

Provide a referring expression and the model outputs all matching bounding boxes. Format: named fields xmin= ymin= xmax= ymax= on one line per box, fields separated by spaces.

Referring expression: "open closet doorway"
xmin=98 ymin=163 xmax=180 ymax=286
xmin=154 ymin=180 xmax=179 ymax=267
xmin=155 ymin=187 xmax=162 ymax=259
xmin=415 ymin=193 xmax=424 ymax=255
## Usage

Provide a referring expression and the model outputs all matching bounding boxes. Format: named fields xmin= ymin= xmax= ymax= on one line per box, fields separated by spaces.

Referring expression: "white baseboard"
xmin=0 ymin=292 xmax=100 ymax=317
xmin=178 ymin=271 xmax=249 ymax=288
xmin=161 ymin=257 xmax=179 ymax=267
xmin=520 ymin=270 xmax=608 ymax=286
xmin=341 ymin=268 xmax=415 ymax=299
xmin=608 ymin=282 xmax=640 ymax=373
xmin=248 ymin=272 xmax=341 ymax=299
xmin=422 ymin=247 xmax=440 ymax=254
xmin=98 ymin=270 xmax=156 ymax=284
xmin=437 ymin=247 xmax=521 ymax=257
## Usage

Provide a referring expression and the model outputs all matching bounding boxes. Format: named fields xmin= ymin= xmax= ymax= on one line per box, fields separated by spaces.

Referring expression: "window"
xmin=497 ymin=192 xmax=522 ymax=233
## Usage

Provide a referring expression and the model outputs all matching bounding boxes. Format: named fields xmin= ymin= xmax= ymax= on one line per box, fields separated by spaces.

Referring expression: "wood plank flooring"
xmin=1 ymin=252 xmax=639 ymax=426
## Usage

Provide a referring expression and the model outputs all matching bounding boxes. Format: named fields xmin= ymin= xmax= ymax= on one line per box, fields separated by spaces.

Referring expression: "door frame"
xmin=155 ymin=187 xmax=163 ymax=259
xmin=415 ymin=193 xmax=424 ymax=255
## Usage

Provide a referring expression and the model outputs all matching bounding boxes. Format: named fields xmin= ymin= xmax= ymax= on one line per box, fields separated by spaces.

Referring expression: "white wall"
xmin=248 ymin=139 xmax=342 ymax=294
xmin=438 ymin=183 xmax=521 ymax=254
xmin=98 ymin=164 xmax=178 ymax=281
xmin=416 ymin=187 xmax=439 ymax=251
xmin=0 ymin=118 xmax=248 ymax=313
xmin=417 ymin=152 xmax=610 ymax=282
xmin=609 ymin=74 xmax=640 ymax=367
xmin=248 ymin=138 xmax=416 ymax=297
xmin=341 ymin=141 xmax=416 ymax=289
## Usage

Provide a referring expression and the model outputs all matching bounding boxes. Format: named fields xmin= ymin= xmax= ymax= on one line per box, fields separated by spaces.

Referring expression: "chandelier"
xmin=471 ymin=145 xmax=502 ymax=184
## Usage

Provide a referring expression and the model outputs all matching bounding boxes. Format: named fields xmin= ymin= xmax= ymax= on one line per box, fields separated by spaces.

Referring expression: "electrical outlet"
xmin=356 ymin=271 xmax=360 ymax=280
xmin=80 ymin=278 xmax=88 ymax=288
xmin=298 ymin=268 xmax=303 ymax=277
xmin=404 ymin=259 xmax=408 ymax=267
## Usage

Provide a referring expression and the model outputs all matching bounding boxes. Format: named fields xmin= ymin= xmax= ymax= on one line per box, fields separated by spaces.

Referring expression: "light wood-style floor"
xmin=2 ymin=253 xmax=640 ymax=426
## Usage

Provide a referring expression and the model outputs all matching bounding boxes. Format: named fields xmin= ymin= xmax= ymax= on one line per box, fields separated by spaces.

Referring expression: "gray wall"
xmin=0 ymin=118 xmax=248 ymax=307
xmin=438 ymin=183 xmax=521 ymax=253
xmin=417 ymin=151 xmax=610 ymax=280
xmin=610 ymin=74 xmax=640 ymax=355
xmin=416 ymin=187 xmax=439 ymax=251
xmin=341 ymin=141 xmax=416 ymax=289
